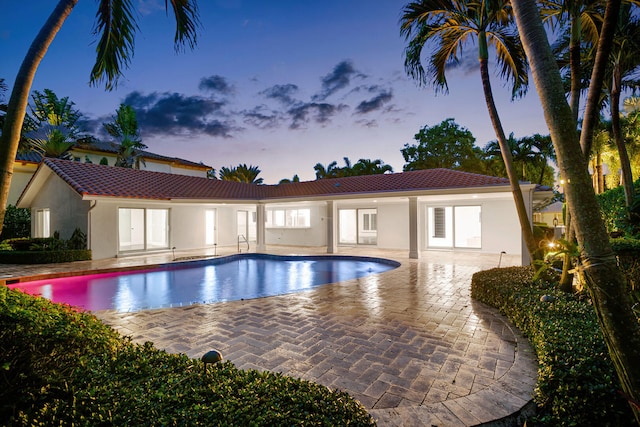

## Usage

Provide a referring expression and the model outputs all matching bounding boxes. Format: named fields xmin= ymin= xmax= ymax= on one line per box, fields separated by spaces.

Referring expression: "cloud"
xmin=198 ymin=75 xmax=235 ymax=96
xmin=313 ymin=60 xmax=366 ymax=101
xmin=260 ymin=84 xmax=300 ymax=106
xmin=287 ymin=102 xmax=348 ymax=129
xmin=122 ymin=91 xmax=239 ymax=137
xmin=354 ymin=87 xmax=393 ymax=114
xmin=242 ymin=105 xmax=282 ymax=129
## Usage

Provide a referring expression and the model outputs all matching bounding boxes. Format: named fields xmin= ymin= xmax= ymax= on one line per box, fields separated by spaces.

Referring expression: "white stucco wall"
xmin=480 ymin=199 xmax=523 ymax=255
xmin=265 ymin=203 xmax=327 ymax=246
xmin=8 ymin=167 xmax=37 ymax=206
xmin=377 ymin=203 xmax=410 ymax=249
xmin=29 ymin=176 xmax=89 ymax=240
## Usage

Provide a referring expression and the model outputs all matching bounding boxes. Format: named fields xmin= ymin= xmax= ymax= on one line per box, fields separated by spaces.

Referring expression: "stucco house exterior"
xmin=17 ymin=158 xmax=552 ymax=265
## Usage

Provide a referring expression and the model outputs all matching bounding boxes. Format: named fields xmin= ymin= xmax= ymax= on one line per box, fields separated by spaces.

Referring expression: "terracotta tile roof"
xmin=42 ymin=158 xmax=513 ymax=202
xmin=16 ymin=141 xmax=211 ymax=169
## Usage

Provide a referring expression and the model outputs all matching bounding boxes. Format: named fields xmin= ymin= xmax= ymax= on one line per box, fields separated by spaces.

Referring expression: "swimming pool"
xmin=9 ymin=253 xmax=399 ymax=312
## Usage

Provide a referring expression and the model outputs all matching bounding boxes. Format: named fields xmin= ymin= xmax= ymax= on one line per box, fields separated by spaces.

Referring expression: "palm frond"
xmin=167 ymin=0 xmax=200 ymax=52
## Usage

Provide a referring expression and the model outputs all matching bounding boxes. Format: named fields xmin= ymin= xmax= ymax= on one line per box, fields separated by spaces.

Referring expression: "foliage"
xmin=610 ymin=237 xmax=640 ymax=314
xmin=596 ymin=179 xmax=640 ymax=236
xmin=104 ymin=104 xmax=147 ymax=169
xmin=471 ymin=267 xmax=635 ymax=426
xmin=314 ymin=157 xmax=392 ymax=179
xmin=219 ymin=164 xmax=264 ymax=184
xmin=0 ymin=287 xmax=376 ymax=426
xmin=401 ymin=118 xmax=485 ymax=173
xmin=0 ymin=230 xmax=90 ymax=263
xmin=0 ymin=205 xmax=30 ymax=240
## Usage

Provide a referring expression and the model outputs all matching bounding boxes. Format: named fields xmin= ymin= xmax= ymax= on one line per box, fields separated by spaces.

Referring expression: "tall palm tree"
xmin=400 ymin=0 xmax=540 ymax=260
xmin=542 ymin=0 xmax=604 ymax=121
xmin=512 ymin=0 xmax=640 ymax=421
xmin=0 ymin=0 xmax=200 ymax=234
xmin=104 ymin=104 xmax=147 ymax=169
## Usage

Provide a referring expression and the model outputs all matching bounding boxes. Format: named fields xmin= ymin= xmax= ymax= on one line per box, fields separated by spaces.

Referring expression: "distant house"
xmin=17 ymin=159 xmax=552 ymax=265
xmin=8 ymin=140 xmax=211 ymax=205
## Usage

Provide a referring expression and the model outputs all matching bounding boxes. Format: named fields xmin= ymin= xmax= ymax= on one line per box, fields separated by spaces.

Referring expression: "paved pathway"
xmin=4 ymin=248 xmax=537 ymax=426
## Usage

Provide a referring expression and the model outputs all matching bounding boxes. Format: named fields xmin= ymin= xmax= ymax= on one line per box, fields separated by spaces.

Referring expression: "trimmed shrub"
xmin=0 ymin=205 xmax=30 ymax=240
xmin=0 ymin=249 xmax=92 ymax=264
xmin=471 ymin=267 xmax=635 ymax=426
xmin=1 ymin=287 xmax=376 ymax=426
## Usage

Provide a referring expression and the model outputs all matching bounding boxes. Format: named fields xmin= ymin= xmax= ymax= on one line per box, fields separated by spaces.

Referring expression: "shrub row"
xmin=0 ymin=286 xmax=376 ymax=426
xmin=471 ymin=267 xmax=635 ymax=426
xmin=0 ymin=249 xmax=92 ymax=264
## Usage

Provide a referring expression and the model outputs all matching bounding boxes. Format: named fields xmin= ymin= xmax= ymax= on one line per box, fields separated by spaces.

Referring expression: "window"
xmin=433 ymin=207 xmax=446 ymax=238
xmin=338 ymin=208 xmax=377 ymax=245
xmin=34 ymin=209 xmax=50 ymax=238
xmin=119 ymin=208 xmax=169 ymax=252
xmin=266 ymin=208 xmax=310 ymax=228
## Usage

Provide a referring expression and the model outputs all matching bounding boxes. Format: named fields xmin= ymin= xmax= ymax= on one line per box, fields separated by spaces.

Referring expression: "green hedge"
xmin=0 ymin=249 xmax=92 ymax=264
xmin=0 ymin=286 xmax=376 ymax=426
xmin=471 ymin=267 xmax=635 ymax=426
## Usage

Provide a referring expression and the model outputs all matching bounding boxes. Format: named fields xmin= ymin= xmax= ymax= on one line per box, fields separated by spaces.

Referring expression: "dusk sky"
xmin=2 ymin=0 xmax=550 ymax=184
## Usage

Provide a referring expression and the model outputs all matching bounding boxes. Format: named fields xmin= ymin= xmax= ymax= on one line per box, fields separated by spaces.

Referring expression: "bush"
xmin=0 ymin=229 xmax=90 ymax=264
xmin=0 ymin=205 xmax=30 ymax=240
xmin=597 ymin=179 xmax=640 ymax=237
xmin=0 ymin=249 xmax=92 ymax=264
xmin=471 ymin=267 xmax=635 ymax=426
xmin=1 ymin=287 xmax=376 ymax=426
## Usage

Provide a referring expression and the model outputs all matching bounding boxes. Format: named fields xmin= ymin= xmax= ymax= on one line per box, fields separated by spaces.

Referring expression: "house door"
xmin=205 ymin=209 xmax=216 ymax=245
xmin=338 ymin=208 xmax=377 ymax=245
xmin=237 ymin=210 xmax=248 ymax=240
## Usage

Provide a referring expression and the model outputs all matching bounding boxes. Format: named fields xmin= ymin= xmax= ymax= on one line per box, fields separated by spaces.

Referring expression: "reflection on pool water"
xmin=9 ymin=254 xmax=399 ymax=312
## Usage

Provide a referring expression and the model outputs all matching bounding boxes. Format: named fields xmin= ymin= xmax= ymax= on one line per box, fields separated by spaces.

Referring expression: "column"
xmin=326 ymin=200 xmax=337 ymax=254
xmin=256 ymin=203 xmax=266 ymax=252
xmin=408 ymin=196 xmax=420 ymax=259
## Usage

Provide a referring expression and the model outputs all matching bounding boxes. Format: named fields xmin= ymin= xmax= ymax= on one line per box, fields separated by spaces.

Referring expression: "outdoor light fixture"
xmin=202 ymin=349 xmax=223 ymax=374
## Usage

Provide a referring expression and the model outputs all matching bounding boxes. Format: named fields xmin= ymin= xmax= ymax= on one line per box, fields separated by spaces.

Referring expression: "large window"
xmin=427 ymin=205 xmax=481 ymax=249
xmin=266 ymin=208 xmax=310 ymax=228
xmin=34 ymin=208 xmax=50 ymax=238
xmin=119 ymin=208 xmax=169 ymax=252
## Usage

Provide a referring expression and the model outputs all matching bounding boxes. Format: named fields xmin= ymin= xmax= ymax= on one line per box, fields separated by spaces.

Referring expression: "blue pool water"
xmin=10 ymin=254 xmax=399 ymax=312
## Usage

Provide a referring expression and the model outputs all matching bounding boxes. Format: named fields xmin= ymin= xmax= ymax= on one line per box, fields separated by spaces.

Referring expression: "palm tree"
xmin=400 ymin=0 xmax=540 ymax=260
xmin=542 ymin=0 xmax=604 ymax=121
xmin=219 ymin=164 xmax=263 ymax=184
xmin=512 ymin=0 xmax=640 ymax=421
xmin=24 ymin=89 xmax=82 ymax=159
xmin=104 ymin=104 xmax=147 ymax=169
xmin=0 ymin=0 xmax=200 ymax=234
xmin=313 ymin=161 xmax=339 ymax=179
xmin=351 ymin=159 xmax=393 ymax=175
xmin=278 ymin=174 xmax=300 ymax=184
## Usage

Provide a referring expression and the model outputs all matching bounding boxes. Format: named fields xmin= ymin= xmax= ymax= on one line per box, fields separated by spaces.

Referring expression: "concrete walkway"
xmin=3 ymin=247 xmax=537 ymax=426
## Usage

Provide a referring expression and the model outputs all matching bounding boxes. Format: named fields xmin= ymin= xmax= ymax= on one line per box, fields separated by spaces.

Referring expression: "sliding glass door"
xmin=338 ymin=208 xmax=377 ymax=245
xmin=427 ymin=205 xmax=481 ymax=249
xmin=119 ymin=208 xmax=169 ymax=252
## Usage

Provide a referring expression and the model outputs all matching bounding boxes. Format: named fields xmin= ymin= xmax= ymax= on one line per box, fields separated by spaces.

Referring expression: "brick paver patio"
xmin=3 ymin=247 xmax=537 ymax=426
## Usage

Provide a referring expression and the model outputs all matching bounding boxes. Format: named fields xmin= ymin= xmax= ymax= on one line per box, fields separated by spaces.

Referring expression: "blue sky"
xmin=2 ymin=0 xmax=549 ymax=183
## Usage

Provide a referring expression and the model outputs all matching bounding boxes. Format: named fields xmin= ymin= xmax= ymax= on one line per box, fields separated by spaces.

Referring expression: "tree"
xmin=400 ymin=0 xmax=540 ymax=261
xmin=511 ymin=0 xmax=640 ymax=421
xmin=24 ymin=89 xmax=82 ymax=159
xmin=0 ymin=0 xmax=200 ymax=234
xmin=351 ymin=159 xmax=393 ymax=175
xmin=219 ymin=164 xmax=263 ymax=184
xmin=278 ymin=174 xmax=300 ymax=184
xmin=484 ymin=133 xmax=556 ymax=185
xmin=103 ymin=104 xmax=146 ymax=169
xmin=402 ymin=118 xmax=483 ymax=172
xmin=314 ymin=161 xmax=339 ymax=179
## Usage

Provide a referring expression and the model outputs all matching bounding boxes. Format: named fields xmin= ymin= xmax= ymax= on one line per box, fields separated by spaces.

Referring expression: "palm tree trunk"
xmin=478 ymin=51 xmax=539 ymax=261
xmin=569 ymin=19 xmax=581 ymax=123
xmin=512 ymin=0 xmax=640 ymax=423
xmin=0 ymin=0 xmax=77 ymax=233
xmin=611 ymin=64 xmax=635 ymax=211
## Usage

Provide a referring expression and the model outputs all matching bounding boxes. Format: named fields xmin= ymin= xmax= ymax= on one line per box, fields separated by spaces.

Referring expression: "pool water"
xmin=9 ymin=254 xmax=399 ymax=312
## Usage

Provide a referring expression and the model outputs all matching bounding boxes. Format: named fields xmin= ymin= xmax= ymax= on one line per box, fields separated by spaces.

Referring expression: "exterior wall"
xmin=265 ymin=203 xmax=326 ymax=246
xmin=480 ymin=199 xmax=522 ymax=255
xmin=88 ymin=201 xmax=253 ymax=259
xmin=8 ymin=165 xmax=38 ymax=205
xmin=377 ymin=203 xmax=410 ymax=249
xmin=29 ymin=175 xmax=89 ymax=240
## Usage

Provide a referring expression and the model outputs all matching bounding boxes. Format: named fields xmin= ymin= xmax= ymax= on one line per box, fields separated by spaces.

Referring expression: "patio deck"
xmin=2 ymin=246 xmax=537 ymax=426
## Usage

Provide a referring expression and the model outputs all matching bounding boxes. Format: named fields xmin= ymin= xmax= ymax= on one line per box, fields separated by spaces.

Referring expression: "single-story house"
xmin=17 ymin=158 xmax=552 ymax=265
